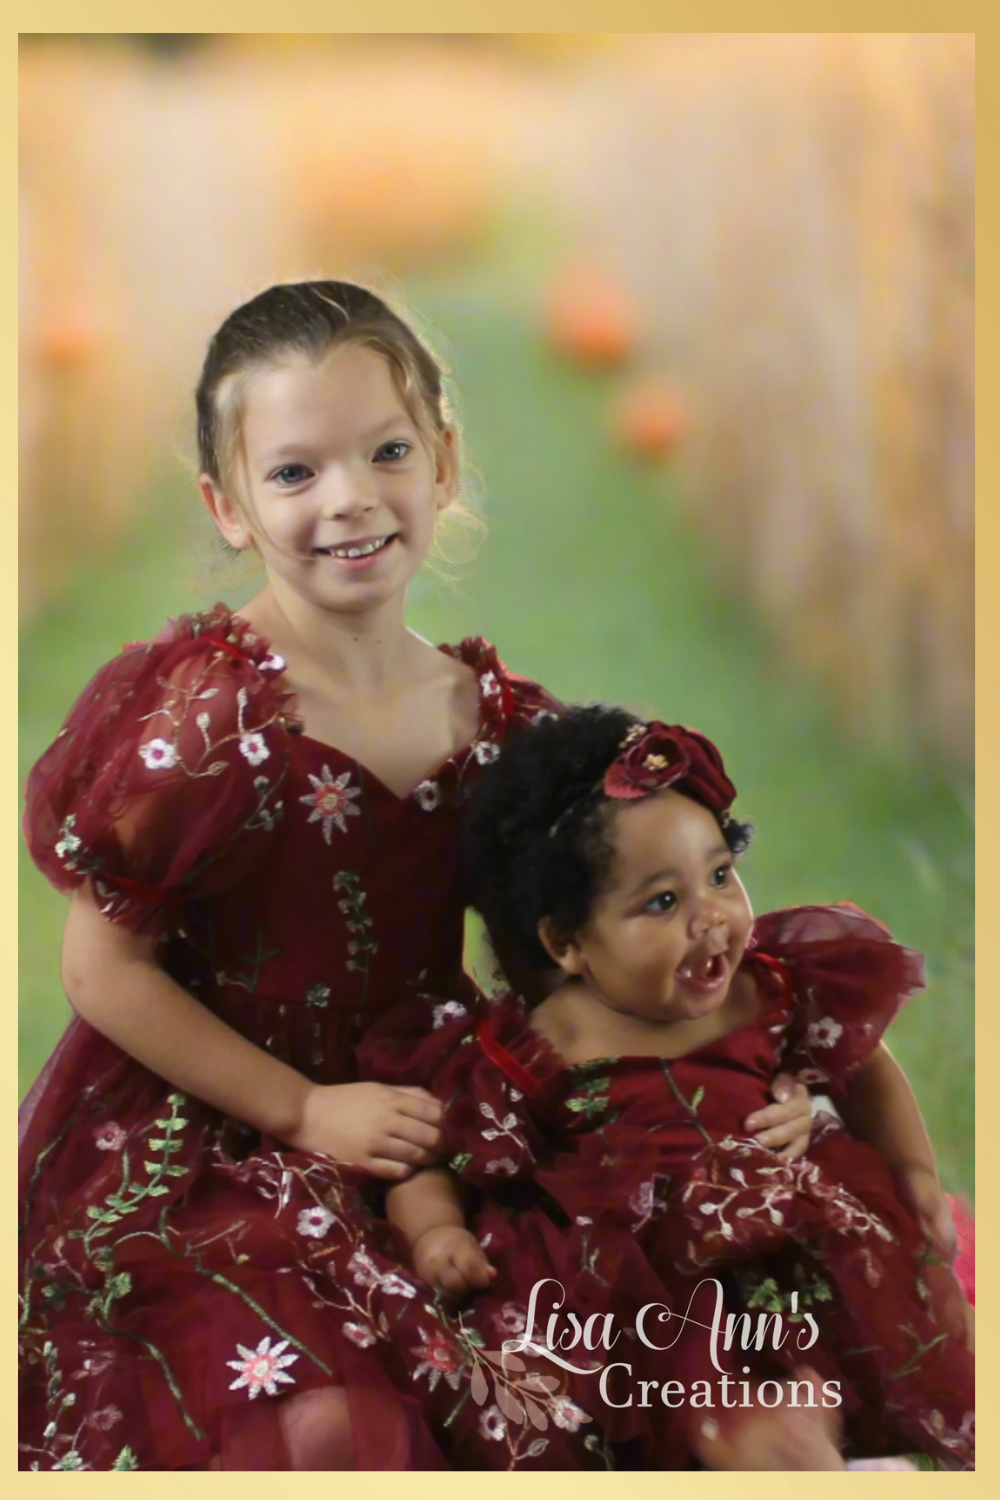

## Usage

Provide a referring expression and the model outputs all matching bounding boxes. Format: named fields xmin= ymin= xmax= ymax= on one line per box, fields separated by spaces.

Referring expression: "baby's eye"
xmin=374 ymin=440 xmax=412 ymax=463
xmin=643 ymin=891 xmax=677 ymax=915
xmin=709 ymin=863 xmax=733 ymax=888
xmin=271 ymin=464 xmax=312 ymax=486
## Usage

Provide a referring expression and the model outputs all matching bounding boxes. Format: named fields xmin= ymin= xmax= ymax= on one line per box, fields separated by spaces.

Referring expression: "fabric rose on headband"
xmin=603 ymin=722 xmax=736 ymax=815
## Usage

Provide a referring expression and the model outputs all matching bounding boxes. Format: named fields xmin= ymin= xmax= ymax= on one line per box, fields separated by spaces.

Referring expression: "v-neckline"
xmin=283 ymin=639 xmax=497 ymax=805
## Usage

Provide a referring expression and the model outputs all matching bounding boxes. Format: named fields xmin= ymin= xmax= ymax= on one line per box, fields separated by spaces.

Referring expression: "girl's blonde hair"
xmin=194 ymin=278 xmax=483 ymax=572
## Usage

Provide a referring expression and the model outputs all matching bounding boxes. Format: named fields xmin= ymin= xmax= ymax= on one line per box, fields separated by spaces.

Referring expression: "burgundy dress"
xmin=19 ymin=605 xmax=604 ymax=1473
xmin=358 ymin=905 xmax=975 ymax=1470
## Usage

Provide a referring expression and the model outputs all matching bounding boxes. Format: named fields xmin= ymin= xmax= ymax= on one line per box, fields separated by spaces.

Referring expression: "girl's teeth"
xmin=328 ymin=537 xmax=390 ymax=559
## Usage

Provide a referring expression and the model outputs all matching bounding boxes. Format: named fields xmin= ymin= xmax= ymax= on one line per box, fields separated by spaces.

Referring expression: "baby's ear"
xmin=537 ymin=918 xmax=585 ymax=977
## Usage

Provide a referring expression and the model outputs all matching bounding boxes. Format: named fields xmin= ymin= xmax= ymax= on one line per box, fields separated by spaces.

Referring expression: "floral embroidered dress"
xmin=358 ymin=905 xmax=975 ymax=1470
xmin=18 ymin=605 xmax=594 ymax=1473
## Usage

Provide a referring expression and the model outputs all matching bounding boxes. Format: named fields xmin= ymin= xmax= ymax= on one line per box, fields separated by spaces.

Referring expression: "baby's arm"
xmin=62 ymin=883 xmax=442 ymax=1177
xmin=387 ymin=1169 xmax=496 ymax=1297
xmin=836 ymin=1041 xmax=954 ymax=1258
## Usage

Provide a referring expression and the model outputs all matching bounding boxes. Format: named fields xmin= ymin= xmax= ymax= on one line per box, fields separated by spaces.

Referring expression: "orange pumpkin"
xmin=546 ymin=263 xmax=638 ymax=368
xmin=610 ymin=378 xmax=689 ymax=459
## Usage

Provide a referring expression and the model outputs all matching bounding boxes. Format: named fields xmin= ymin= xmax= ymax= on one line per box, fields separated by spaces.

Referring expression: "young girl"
xmin=18 ymin=280 xmax=815 ymax=1472
xmin=357 ymin=705 xmax=975 ymax=1470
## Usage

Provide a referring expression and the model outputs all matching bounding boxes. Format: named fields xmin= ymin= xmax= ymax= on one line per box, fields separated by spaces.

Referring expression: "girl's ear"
xmin=199 ymin=474 xmax=253 ymax=551
xmin=434 ymin=426 xmax=459 ymax=510
xmin=537 ymin=918 xmax=587 ymax=978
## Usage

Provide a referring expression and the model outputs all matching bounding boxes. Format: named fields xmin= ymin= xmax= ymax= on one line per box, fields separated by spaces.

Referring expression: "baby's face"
xmin=568 ymin=791 xmax=754 ymax=1026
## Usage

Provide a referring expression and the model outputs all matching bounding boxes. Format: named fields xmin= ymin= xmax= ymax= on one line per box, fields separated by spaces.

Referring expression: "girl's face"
xmin=550 ymin=791 xmax=754 ymax=1026
xmin=205 ymin=343 xmax=455 ymax=616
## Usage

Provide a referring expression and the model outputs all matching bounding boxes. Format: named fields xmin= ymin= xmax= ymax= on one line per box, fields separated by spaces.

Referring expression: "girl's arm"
xmin=62 ymin=883 xmax=442 ymax=1176
xmin=836 ymin=1040 xmax=955 ymax=1260
xmin=387 ymin=1169 xmax=496 ymax=1297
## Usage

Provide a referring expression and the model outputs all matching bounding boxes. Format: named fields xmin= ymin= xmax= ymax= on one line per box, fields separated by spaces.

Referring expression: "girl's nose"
xmin=322 ymin=468 xmax=377 ymax=520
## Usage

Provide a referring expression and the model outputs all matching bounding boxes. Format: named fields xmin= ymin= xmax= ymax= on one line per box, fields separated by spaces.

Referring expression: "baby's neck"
xmin=531 ymin=969 xmax=761 ymax=1066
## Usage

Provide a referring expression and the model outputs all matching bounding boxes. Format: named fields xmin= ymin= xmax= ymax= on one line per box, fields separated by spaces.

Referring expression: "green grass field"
xmin=19 ymin=277 xmax=973 ymax=1200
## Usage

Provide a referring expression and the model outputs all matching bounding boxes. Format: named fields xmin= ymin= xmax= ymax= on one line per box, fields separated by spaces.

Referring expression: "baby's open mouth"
xmin=676 ymin=951 xmax=726 ymax=986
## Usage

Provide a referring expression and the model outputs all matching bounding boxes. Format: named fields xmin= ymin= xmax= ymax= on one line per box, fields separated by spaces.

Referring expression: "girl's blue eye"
xmin=374 ymin=440 xmax=411 ymax=463
xmin=272 ymin=464 xmax=312 ymax=486
xmin=643 ymin=891 xmax=677 ymax=915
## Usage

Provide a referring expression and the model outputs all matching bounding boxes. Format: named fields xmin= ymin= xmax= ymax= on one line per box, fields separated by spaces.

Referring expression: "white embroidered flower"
xmin=138 ymin=739 xmax=178 ymax=771
xmin=296 ymin=1205 xmax=335 ymax=1239
xmin=807 ymin=1017 xmax=844 ymax=1049
xmin=93 ymin=1122 xmax=127 ymax=1152
xmin=259 ymin=653 xmax=285 ymax=672
xmin=226 ymin=1336 xmax=298 ymax=1399
xmin=472 ymin=740 xmax=500 ymax=765
xmin=531 ymin=709 xmax=558 ymax=725
xmin=300 ymin=766 xmax=362 ymax=842
xmin=480 ymin=671 xmax=501 ymax=699
xmin=575 ymin=1216 xmax=593 ymax=1227
xmin=86 ymin=1406 xmax=123 ymax=1432
xmin=411 ymin=1329 xmax=463 ymax=1391
xmin=414 ymin=779 xmax=442 ymax=812
xmin=629 ymin=1181 xmax=654 ymax=1216
xmin=479 ymin=1405 xmax=507 ymax=1441
xmin=485 ymin=1158 xmax=518 ymax=1175
xmin=379 ymin=1272 xmax=417 ymax=1299
xmin=239 ymin=733 xmax=270 ymax=767
xmin=433 ymin=1001 xmax=468 ymax=1029
xmin=551 ymin=1397 xmax=590 ymax=1432
xmin=55 ymin=816 xmax=82 ymax=861
xmin=494 ymin=1303 xmax=527 ymax=1336
xmin=74 ymin=1354 xmax=113 ymax=1380
xmin=343 ymin=1322 xmax=377 ymax=1349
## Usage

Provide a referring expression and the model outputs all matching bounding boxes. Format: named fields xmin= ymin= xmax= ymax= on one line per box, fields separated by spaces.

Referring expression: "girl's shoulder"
xmin=439 ymin=636 xmax=564 ymax=732
xmin=748 ymin=903 xmax=926 ymax=1087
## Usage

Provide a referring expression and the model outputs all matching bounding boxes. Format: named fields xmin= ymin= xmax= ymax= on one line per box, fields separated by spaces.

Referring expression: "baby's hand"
xmin=412 ymin=1226 xmax=497 ymax=1299
xmin=745 ymin=1074 xmax=812 ymax=1159
xmin=893 ymin=1163 xmax=957 ymax=1264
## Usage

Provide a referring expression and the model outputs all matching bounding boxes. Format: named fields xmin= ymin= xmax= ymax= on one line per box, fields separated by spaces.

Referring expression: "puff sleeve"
xmin=23 ymin=606 xmax=298 ymax=934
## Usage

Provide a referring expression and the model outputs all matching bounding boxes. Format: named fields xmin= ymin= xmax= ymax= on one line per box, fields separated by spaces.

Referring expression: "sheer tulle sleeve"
xmin=753 ymin=903 xmax=926 ymax=1089
xmin=358 ymin=993 xmax=545 ymax=1186
xmin=23 ymin=606 xmax=298 ymax=934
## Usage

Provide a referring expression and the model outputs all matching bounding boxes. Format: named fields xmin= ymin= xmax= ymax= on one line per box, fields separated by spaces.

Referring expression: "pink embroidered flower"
xmin=494 ymin=1303 xmax=527 ymax=1337
xmin=551 ymin=1397 xmax=591 ymax=1431
xmin=480 ymin=671 xmax=501 ymax=699
xmin=87 ymin=1406 xmax=123 ymax=1432
xmin=138 ymin=739 xmax=178 ymax=771
xmin=343 ymin=1322 xmax=377 ymax=1349
xmin=479 ymin=1405 xmax=507 ymax=1441
xmin=414 ymin=779 xmax=442 ymax=811
xmin=296 ymin=1205 xmax=334 ymax=1239
xmin=300 ymin=766 xmax=362 ymax=842
xmin=472 ymin=740 xmax=500 ymax=765
xmin=74 ymin=1353 xmax=114 ymax=1380
xmin=239 ymin=733 xmax=270 ymax=767
xmin=93 ymin=1123 xmax=127 ymax=1152
xmin=485 ymin=1158 xmax=518 ymax=1176
xmin=411 ymin=1329 xmax=463 ymax=1391
xmin=807 ymin=1017 xmax=844 ymax=1049
xmin=226 ymin=1336 xmax=298 ymax=1399
xmin=432 ymin=1001 xmax=468 ymax=1029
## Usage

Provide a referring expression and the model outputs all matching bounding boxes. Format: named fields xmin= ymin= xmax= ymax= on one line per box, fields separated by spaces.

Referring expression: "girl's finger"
xmin=395 ymin=1088 xmax=444 ymax=1122
xmin=380 ymin=1135 xmax=436 ymax=1166
xmin=776 ymin=1134 xmax=811 ymax=1160
xmin=389 ymin=1117 xmax=443 ymax=1152
xmin=745 ymin=1101 xmax=805 ymax=1132
xmin=365 ymin=1157 xmax=414 ymax=1180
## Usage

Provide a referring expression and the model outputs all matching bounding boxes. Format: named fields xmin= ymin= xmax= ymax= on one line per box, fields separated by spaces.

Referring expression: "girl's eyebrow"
xmin=628 ymin=845 xmax=732 ymax=898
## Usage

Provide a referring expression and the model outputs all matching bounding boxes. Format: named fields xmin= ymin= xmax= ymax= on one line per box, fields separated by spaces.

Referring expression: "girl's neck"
xmin=243 ymin=581 xmax=421 ymax=696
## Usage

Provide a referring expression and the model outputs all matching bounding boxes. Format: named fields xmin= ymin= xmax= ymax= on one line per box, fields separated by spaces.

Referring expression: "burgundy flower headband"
xmin=549 ymin=721 xmax=736 ymax=837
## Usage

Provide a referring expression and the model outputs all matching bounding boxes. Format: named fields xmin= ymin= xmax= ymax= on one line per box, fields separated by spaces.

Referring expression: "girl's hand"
xmin=412 ymin=1225 xmax=497 ymax=1298
xmin=289 ymin=1082 xmax=443 ymax=1179
xmin=692 ymin=1367 xmax=845 ymax=1471
xmin=745 ymin=1074 xmax=812 ymax=1159
xmin=892 ymin=1162 xmax=957 ymax=1264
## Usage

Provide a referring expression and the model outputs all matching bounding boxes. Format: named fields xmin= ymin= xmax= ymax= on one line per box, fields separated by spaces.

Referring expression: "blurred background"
xmin=19 ymin=33 xmax=974 ymax=1197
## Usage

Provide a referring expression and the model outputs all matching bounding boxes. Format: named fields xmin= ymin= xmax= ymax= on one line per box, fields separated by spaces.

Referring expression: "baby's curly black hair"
xmin=462 ymin=703 xmax=754 ymax=978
